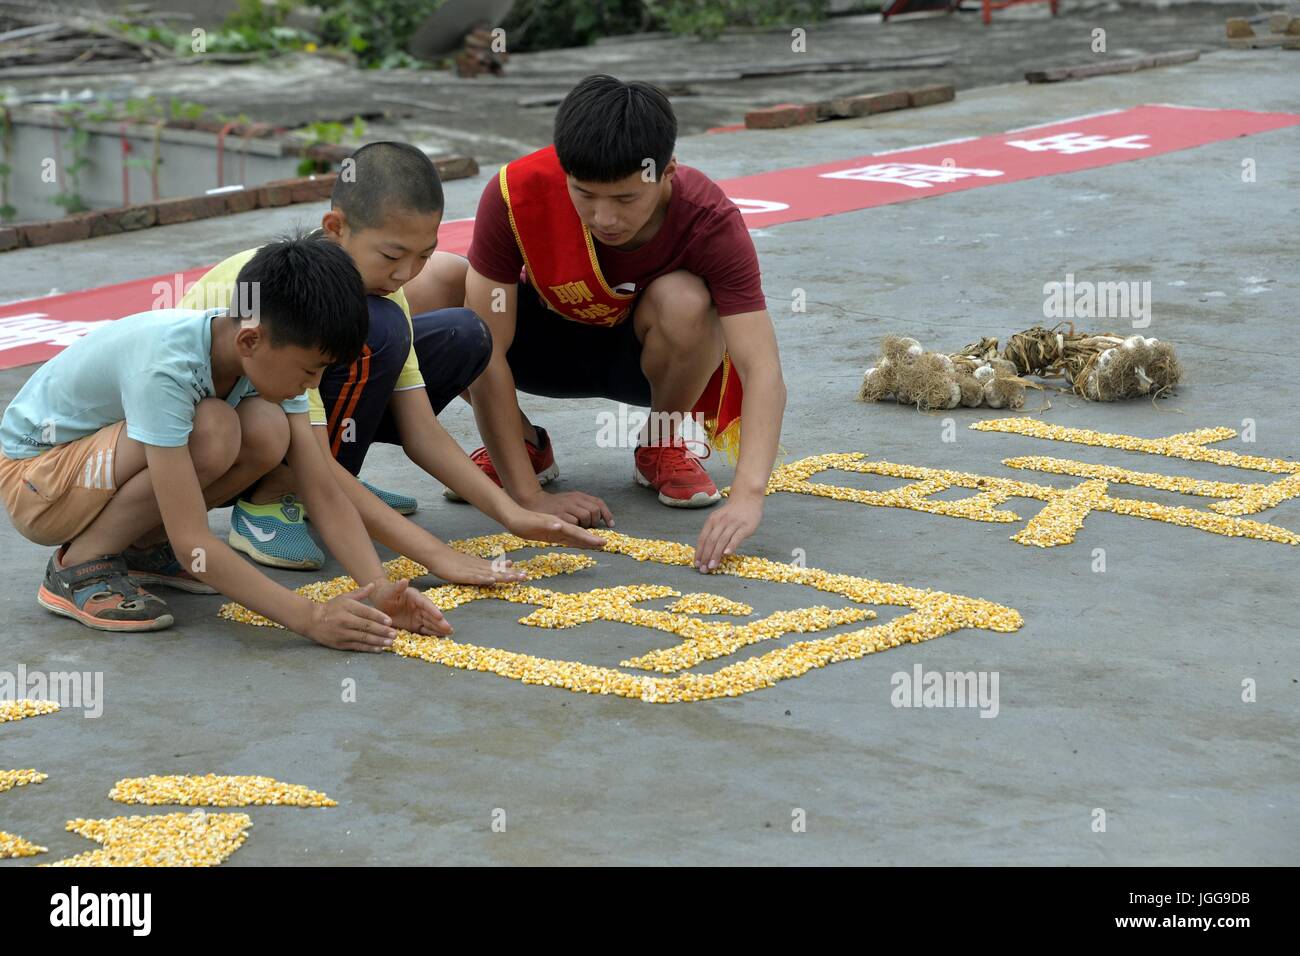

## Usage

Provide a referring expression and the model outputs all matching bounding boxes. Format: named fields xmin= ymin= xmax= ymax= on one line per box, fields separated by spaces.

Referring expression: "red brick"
xmin=90 ymin=204 xmax=160 ymax=236
xmin=288 ymin=174 xmax=336 ymax=204
xmin=21 ymin=214 xmax=93 ymax=247
xmin=154 ymin=194 xmax=227 ymax=225
xmin=823 ymin=90 xmax=910 ymax=119
xmin=117 ymin=204 xmax=158 ymax=231
xmin=434 ymin=155 xmax=479 ymax=181
xmin=305 ymin=144 xmax=351 ymax=164
xmin=88 ymin=210 xmax=124 ymax=238
xmin=1224 ymin=17 xmax=1253 ymax=38
xmin=0 ymin=226 xmax=20 ymax=252
xmin=744 ymin=103 xmax=818 ymax=130
xmin=259 ymin=183 xmax=292 ymax=207
xmin=222 ymin=188 xmax=259 ymax=214
xmin=908 ymin=84 xmax=955 ymax=109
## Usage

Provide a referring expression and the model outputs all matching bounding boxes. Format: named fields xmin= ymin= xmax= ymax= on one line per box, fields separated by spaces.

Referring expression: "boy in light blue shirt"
xmin=0 ymin=233 xmax=449 ymax=647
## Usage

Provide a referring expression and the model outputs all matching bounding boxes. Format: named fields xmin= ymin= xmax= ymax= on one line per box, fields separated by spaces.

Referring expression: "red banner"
xmin=2 ymin=105 xmax=1296 ymax=370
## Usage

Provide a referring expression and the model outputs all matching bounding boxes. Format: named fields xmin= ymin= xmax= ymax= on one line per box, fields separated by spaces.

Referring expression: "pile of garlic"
xmin=858 ymin=336 xmax=1026 ymax=411
xmin=1072 ymin=334 xmax=1182 ymax=401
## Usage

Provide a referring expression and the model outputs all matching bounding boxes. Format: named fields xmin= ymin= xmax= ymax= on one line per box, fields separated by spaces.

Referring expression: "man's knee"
xmin=430 ymin=252 xmax=469 ymax=302
xmin=640 ymin=272 xmax=717 ymax=344
xmin=235 ymin=398 xmax=290 ymax=472
xmin=190 ymin=398 xmax=241 ymax=479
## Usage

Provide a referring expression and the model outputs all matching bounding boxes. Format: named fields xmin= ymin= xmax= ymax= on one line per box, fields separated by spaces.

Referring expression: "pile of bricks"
xmin=1225 ymin=14 xmax=1300 ymax=49
xmin=743 ymin=83 xmax=954 ymax=130
xmin=0 ymin=155 xmax=477 ymax=252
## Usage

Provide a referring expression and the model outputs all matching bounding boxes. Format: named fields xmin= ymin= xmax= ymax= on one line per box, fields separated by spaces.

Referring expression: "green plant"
xmin=502 ymin=0 xmax=648 ymax=52
xmin=645 ymin=0 xmax=828 ymax=38
xmin=107 ymin=2 xmax=318 ymax=59
xmin=123 ymin=120 xmax=165 ymax=203
xmin=295 ymin=116 xmax=366 ymax=175
xmin=51 ymin=103 xmax=91 ymax=214
xmin=168 ymin=99 xmax=207 ymax=122
xmin=315 ymin=0 xmax=443 ymax=68
xmin=503 ymin=0 xmax=827 ymax=49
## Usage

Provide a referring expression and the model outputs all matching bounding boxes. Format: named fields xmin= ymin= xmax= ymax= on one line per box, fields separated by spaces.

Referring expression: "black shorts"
xmin=505 ymin=282 xmax=652 ymax=407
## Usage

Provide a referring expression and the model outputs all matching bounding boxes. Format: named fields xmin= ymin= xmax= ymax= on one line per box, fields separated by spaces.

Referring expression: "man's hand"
xmin=428 ymin=548 xmax=527 ymax=586
xmin=307 ymin=582 xmax=398 ymax=652
xmin=521 ymin=488 xmax=615 ymax=529
xmin=694 ymin=492 xmax=763 ymax=573
xmin=371 ymin=578 xmax=454 ymax=637
xmin=505 ymin=508 xmax=608 ymax=550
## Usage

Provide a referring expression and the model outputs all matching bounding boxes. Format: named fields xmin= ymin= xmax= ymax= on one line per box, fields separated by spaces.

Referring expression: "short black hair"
xmin=232 ymin=231 xmax=368 ymax=365
xmin=330 ymin=141 xmax=444 ymax=230
xmin=553 ymin=74 xmax=676 ymax=183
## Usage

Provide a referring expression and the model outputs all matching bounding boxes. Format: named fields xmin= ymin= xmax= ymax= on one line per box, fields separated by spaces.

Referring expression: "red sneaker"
xmin=634 ymin=442 xmax=720 ymax=508
xmin=445 ymin=426 xmax=559 ymax=501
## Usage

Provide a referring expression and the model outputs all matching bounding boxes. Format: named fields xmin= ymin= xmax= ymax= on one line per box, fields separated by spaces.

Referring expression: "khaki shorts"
xmin=0 ymin=421 xmax=126 ymax=547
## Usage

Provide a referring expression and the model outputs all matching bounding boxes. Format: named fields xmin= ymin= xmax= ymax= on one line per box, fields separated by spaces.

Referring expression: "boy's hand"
xmin=694 ymin=493 xmax=763 ymax=573
xmin=308 ymin=582 xmax=398 ymax=652
xmin=505 ymin=509 xmax=607 ymax=550
xmin=522 ymin=489 xmax=615 ymax=529
xmin=428 ymin=549 xmax=527 ymax=586
xmin=371 ymin=578 xmax=454 ymax=637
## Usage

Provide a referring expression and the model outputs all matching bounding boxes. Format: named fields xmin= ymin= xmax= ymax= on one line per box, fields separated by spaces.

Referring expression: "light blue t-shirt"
xmin=1 ymin=308 xmax=309 ymax=460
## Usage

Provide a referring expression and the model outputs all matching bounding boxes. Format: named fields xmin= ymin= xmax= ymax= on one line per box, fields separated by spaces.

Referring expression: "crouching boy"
xmin=0 ymin=233 xmax=447 ymax=651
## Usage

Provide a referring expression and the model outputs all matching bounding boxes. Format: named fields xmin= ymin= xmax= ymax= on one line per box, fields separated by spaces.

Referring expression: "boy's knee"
xmin=236 ymin=399 xmax=290 ymax=471
xmin=414 ymin=307 xmax=493 ymax=383
xmin=190 ymin=399 xmax=241 ymax=478
xmin=447 ymin=308 xmax=493 ymax=367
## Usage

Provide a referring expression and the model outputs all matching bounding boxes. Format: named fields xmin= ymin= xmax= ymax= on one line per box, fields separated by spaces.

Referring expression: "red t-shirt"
xmin=467 ymin=164 xmax=767 ymax=318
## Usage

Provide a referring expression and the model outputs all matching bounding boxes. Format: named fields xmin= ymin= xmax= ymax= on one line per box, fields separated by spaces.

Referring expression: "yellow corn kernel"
xmin=45 ymin=811 xmax=251 ymax=867
xmin=0 ymin=699 xmax=59 ymax=723
xmin=0 ymin=830 xmax=46 ymax=859
xmin=108 ymin=774 xmax=336 ymax=808
xmin=0 ymin=769 xmax=47 ymax=793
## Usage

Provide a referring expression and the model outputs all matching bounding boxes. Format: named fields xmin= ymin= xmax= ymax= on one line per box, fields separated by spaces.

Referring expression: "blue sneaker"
xmin=360 ymin=480 xmax=418 ymax=515
xmin=227 ymin=495 xmax=324 ymax=570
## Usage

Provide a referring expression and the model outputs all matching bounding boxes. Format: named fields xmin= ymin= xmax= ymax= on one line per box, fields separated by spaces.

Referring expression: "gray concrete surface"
xmin=2 ymin=49 xmax=1298 ymax=866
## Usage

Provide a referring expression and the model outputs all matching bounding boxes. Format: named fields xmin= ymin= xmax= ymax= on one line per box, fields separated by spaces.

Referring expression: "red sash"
xmin=501 ymin=146 xmax=743 ymax=460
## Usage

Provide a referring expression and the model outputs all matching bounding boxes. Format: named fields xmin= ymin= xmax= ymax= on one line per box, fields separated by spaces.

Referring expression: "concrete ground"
xmin=2 ymin=49 xmax=1298 ymax=865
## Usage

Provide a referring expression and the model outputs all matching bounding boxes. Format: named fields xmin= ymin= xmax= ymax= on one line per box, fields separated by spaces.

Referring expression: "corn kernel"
xmin=734 ymin=418 xmax=1300 ymax=548
xmin=109 ymin=774 xmax=336 ymax=808
xmin=0 ymin=769 xmax=47 ymax=793
xmin=0 ymin=699 xmax=59 ymax=723
xmin=0 ymin=831 xmax=46 ymax=859
xmin=667 ymin=593 xmax=754 ymax=616
xmin=44 ymin=811 xmax=251 ymax=867
xmin=221 ymin=530 xmax=1023 ymax=704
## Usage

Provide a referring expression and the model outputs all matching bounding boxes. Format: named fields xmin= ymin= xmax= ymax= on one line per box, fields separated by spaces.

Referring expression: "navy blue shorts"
xmin=319 ymin=296 xmax=492 ymax=475
xmin=506 ymin=282 xmax=652 ymax=407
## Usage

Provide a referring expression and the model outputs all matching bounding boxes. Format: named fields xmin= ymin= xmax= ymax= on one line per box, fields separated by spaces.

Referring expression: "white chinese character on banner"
xmin=819 ymin=163 xmax=1004 ymax=189
xmin=730 ymin=198 xmax=791 ymax=215
xmin=0 ymin=314 xmax=99 ymax=352
xmin=1004 ymin=132 xmax=1150 ymax=155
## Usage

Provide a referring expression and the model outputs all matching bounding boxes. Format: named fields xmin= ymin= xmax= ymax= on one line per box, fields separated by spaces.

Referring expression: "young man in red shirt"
xmin=431 ymin=74 xmax=786 ymax=572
